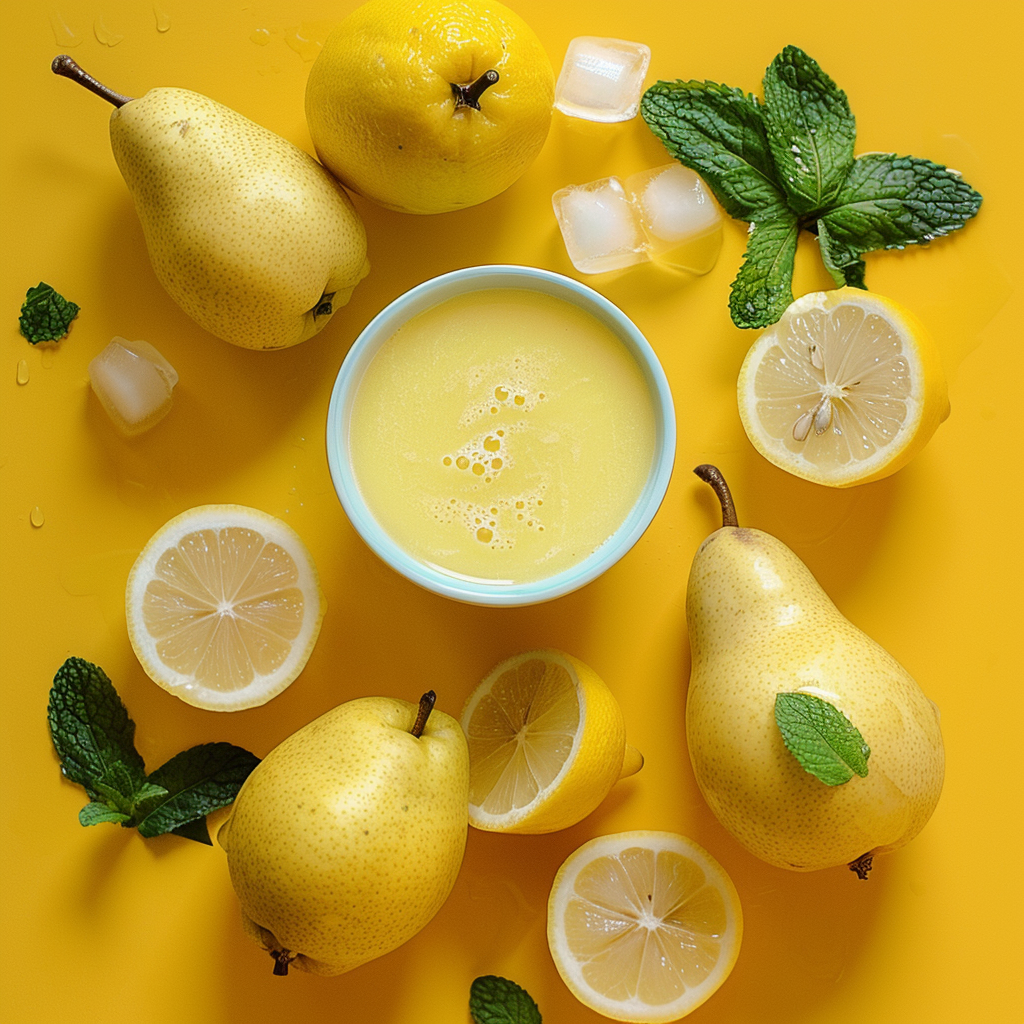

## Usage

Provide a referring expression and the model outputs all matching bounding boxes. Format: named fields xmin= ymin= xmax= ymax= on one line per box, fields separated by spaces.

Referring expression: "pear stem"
xmin=694 ymin=465 xmax=738 ymax=528
xmin=411 ymin=690 xmax=436 ymax=738
xmin=451 ymin=70 xmax=499 ymax=111
xmin=51 ymin=54 xmax=134 ymax=108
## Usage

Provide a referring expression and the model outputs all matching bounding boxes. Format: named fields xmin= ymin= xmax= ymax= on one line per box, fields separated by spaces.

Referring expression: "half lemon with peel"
xmin=461 ymin=650 xmax=642 ymax=834
xmin=738 ymin=288 xmax=950 ymax=487
xmin=126 ymin=505 xmax=324 ymax=711
xmin=548 ymin=831 xmax=742 ymax=1023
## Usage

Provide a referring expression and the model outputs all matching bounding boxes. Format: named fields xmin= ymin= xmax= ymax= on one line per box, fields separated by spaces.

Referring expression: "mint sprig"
xmin=470 ymin=976 xmax=542 ymax=1024
xmin=774 ymin=692 xmax=870 ymax=786
xmin=47 ymin=658 xmax=259 ymax=844
xmin=641 ymin=46 xmax=983 ymax=328
xmin=19 ymin=282 xmax=80 ymax=344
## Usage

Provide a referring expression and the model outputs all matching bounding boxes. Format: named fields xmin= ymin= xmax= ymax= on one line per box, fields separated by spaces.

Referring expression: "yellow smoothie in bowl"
xmin=327 ymin=266 xmax=675 ymax=604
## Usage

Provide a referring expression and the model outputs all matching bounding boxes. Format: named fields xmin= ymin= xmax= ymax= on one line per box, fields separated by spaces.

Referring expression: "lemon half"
xmin=126 ymin=505 xmax=324 ymax=711
xmin=548 ymin=831 xmax=743 ymax=1023
xmin=738 ymin=288 xmax=950 ymax=487
xmin=460 ymin=650 xmax=640 ymax=834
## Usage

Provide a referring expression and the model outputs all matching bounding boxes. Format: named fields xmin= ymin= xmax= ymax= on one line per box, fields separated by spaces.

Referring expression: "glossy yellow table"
xmin=2 ymin=2 xmax=1022 ymax=1022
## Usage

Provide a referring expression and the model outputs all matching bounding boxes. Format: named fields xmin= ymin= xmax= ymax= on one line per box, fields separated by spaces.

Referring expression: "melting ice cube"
xmin=552 ymin=177 xmax=649 ymax=274
xmin=624 ymin=163 xmax=723 ymax=273
xmin=88 ymin=337 xmax=178 ymax=436
xmin=554 ymin=37 xmax=651 ymax=122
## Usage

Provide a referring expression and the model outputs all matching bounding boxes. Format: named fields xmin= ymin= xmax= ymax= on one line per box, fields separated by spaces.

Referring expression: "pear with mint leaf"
xmin=685 ymin=466 xmax=944 ymax=877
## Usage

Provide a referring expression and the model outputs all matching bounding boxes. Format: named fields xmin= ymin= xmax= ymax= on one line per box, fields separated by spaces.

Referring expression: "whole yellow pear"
xmin=53 ymin=55 xmax=369 ymax=350
xmin=219 ymin=692 xmax=469 ymax=974
xmin=685 ymin=466 xmax=944 ymax=875
xmin=305 ymin=0 xmax=554 ymax=214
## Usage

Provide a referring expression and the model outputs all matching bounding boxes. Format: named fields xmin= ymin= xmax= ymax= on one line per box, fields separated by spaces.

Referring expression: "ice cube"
xmin=554 ymin=37 xmax=652 ymax=123
xmin=89 ymin=337 xmax=178 ymax=436
xmin=625 ymin=163 xmax=723 ymax=273
xmin=552 ymin=177 xmax=649 ymax=274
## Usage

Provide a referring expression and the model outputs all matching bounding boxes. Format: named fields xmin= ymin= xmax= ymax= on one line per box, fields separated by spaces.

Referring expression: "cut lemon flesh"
xmin=738 ymin=288 xmax=949 ymax=487
xmin=548 ymin=832 xmax=742 ymax=1023
xmin=126 ymin=505 xmax=324 ymax=710
xmin=461 ymin=650 xmax=632 ymax=834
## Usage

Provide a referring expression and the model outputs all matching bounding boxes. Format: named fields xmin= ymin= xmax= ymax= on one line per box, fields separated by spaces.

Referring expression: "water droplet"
xmin=94 ymin=15 xmax=124 ymax=46
xmin=471 ymin=463 xmax=485 ymax=476
xmin=476 ymin=527 xmax=493 ymax=543
xmin=442 ymin=456 xmax=452 ymax=466
xmin=491 ymin=458 xmax=502 ymax=469
xmin=30 ymin=507 xmax=45 ymax=528
xmin=456 ymin=456 xmax=469 ymax=470
xmin=483 ymin=435 xmax=500 ymax=452
xmin=16 ymin=360 xmax=29 ymax=385
xmin=250 ymin=26 xmax=272 ymax=45
xmin=50 ymin=10 xmax=82 ymax=46
xmin=153 ymin=5 xmax=171 ymax=32
xmin=494 ymin=386 xmax=508 ymax=401
xmin=513 ymin=394 xmax=525 ymax=406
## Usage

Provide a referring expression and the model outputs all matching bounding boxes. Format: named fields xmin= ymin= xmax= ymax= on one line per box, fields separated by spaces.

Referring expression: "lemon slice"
xmin=126 ymin=505 xmax=324 ymax=711
xmin=737 ymin=288 xmax=950 ymax=487
xmin=460 ymin=650 xmax=641 ymax=834
xmin=548 ymin=831 xmax=743 ymax=1023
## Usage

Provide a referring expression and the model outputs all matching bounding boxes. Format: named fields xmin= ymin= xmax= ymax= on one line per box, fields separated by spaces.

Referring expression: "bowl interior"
xmin=326 ymin=265 xmax=675 ymax=605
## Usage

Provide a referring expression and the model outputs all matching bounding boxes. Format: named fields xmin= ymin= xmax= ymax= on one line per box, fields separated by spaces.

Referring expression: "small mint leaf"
xmin=820 ymin=153 xmax=982 ymax=256
xmin=79 ymin=802 xmax=130 ymax=827
xmin=470 ymin=976 xmax=542 ymax=1024
xmin=762 ymin=46 xmax=856 ymax=214
xmin=47 ymin=658 xmax=147 ymax=800
xmin=19 ymin=282 xmax=80 ymax=344
xmin=641 ymin=80 xmax=787 ymax=221
xmin=135 ymin=743 xmax=260 ymax=839
xmin=729 ymin=211 xmax=800 ymax=328
xmin=774 ymin=692 xmax=870 ymax=786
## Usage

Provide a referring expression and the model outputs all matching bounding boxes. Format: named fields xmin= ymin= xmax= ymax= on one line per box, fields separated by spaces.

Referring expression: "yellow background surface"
xmin=2 ymin=1 xmax=1022 ymax=1022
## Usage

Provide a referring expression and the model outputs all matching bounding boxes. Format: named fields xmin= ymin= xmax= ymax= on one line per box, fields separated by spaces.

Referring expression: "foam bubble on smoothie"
xmin=427 ymin=487 xmax=549 ymax=550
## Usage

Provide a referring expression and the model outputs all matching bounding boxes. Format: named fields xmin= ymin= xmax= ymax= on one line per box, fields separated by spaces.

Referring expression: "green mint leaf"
xmin=762 ymin=46 xmax=856 ymax=214
xmin=135 ymin=743 xmax=260 ymax=839
xmin=820 ymin=153 xmax=982 ymax=258
xmin=641 ymin=80 xmax=787 ymax=221
xmin=19 ymin=282 xmax=80 ymax=344
xmin=171 ymin=817 xmax=214 ymax=846
xmin=47 ymin=658 xmax=147 ymax=801
xmin=470 ymin=976 xmax=542 ymax=1024
xmin=774 ymin=692 xmax=870 ymax=786
xmin=817 ymin=219 xmax=867 ymax=289
xmin=79 ymin=802 xmax=131 ymax=827
xmin=729 ymin=211 xmax=800 ymax=328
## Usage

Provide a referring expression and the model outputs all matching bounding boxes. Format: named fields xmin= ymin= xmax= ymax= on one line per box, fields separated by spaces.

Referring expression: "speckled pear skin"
xmin=109 ymin=89 xmax=369 ymax=350
xmin=220 ymin=696 xmax=469 ymax=975
xmin=686 ymin=526 xmax=944 ymax=872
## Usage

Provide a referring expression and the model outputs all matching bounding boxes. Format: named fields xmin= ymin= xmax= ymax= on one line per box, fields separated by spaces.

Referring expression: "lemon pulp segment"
xmin=142 ymin=526 xmax=305 ymax=690
xmin=466 ymin=656 xmax=579 ymax=814
xmin=738 ymin=288 xmax=948 ymax=487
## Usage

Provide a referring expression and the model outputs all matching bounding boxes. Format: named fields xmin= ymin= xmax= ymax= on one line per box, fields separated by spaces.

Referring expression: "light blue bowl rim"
xmin=325 ymin=265 xmax=676 ymax=606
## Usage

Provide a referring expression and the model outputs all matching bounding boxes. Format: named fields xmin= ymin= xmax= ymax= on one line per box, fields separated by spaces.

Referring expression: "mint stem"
xmin=411 ymin=691 xmax=436 ymax=738
xmin=51 ymin=54 xmax=134 ymax=108
xmin=695 ymin=465 xmax=739 ymax=528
